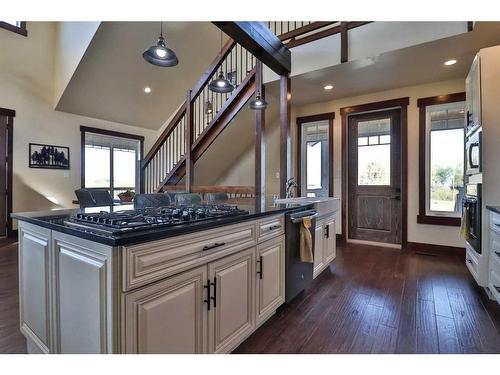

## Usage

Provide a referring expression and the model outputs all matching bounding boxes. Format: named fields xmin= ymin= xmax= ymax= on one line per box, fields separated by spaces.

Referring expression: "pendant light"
xmin=143 ymin=22 xmax=178 ymax=67
xmin=208 ymin=30 xmax=234 ymax=93
xmin=249 ymin=91 xmax=268 ymax=110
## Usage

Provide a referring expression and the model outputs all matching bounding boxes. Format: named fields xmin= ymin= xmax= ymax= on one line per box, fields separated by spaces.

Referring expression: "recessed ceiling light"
xmin=144 ymin=86 xmax=152 ymax=94
xmin=444 ymin=59 xmax=457 ymax=66
xmin=324 ymin=84 xmax=334 ymax=90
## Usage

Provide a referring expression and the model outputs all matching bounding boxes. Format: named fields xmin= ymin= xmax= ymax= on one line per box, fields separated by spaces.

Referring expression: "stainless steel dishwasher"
xmin=284 ymin=207 xmax=317 ymax=303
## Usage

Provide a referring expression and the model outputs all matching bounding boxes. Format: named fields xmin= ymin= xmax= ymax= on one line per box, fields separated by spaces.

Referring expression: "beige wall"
xmin=287 ymin=79 xmax=465 ymax=247
xmin=0 ymin=22 xmax=157 ymax=216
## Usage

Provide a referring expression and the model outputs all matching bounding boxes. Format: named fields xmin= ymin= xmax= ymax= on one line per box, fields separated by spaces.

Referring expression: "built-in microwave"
xmin=463 ymin=183 xmax=482 ymax=254
xmin=465 ymin=127 xmax=482 ymax=176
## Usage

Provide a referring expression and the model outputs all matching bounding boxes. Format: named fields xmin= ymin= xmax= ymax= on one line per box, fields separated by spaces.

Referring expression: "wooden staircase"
xmin=141 ymin=38 xmax=257 ymax=193
xmin=140 ymin=22 xmax=361 ymax=194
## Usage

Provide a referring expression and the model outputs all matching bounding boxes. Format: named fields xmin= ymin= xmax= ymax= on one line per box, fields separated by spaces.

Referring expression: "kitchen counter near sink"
xmin=274 ymin=196 xmax=340 ymax=218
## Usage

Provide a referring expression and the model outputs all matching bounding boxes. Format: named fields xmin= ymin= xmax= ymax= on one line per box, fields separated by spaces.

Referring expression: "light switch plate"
xmin=275 ymin=172 xmax=280 ymax=179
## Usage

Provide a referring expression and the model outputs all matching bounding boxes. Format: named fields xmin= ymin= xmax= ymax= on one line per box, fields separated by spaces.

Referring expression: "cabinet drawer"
xmin=489 ymin=212 xmax=500 ymax=233
xmin=489 ymin=268 xmax=500 ymax=304
xmin=490 ymin=246 xmax=500 ymax=275
xmin=490 ymin=228 xmax=500 ymax=255
xmin=465 ymin=247 xmax=479 ymax=282
xmin=123 ymin=222 xmax=256 ymax=291
xmin=257 ymin=215 xmax=284 ymax=243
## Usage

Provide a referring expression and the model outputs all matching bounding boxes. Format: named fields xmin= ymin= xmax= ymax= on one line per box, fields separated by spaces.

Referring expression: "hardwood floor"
xmin=1 ymin=239 xmax=499 ymax=354
xmin=235 ymin=242 xmax=500 ymax=354
xmin=0 ymin=238 xmax=26 ymax=353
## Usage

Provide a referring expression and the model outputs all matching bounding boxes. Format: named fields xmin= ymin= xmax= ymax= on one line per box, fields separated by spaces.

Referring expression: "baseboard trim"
xmin=406 ymin=241 xmax=465 ymax=256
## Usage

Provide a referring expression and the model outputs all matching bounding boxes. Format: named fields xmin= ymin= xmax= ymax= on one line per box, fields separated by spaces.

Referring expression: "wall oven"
xmin=465 ymin=127 xmax=482 ymax=176
xmin=463 ymin=183 xmax=482 ymax=254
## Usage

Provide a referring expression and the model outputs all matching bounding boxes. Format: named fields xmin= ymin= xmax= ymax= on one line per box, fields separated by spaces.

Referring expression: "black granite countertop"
xmin=12 ymin=199 xmax=312 ymax=246
xmin=486 ymin=206 xmax=500 ymax=215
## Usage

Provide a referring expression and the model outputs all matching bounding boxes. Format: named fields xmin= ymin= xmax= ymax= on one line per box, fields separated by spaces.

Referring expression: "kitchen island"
xmin=13 ymin=200 xmax=312 ymax=354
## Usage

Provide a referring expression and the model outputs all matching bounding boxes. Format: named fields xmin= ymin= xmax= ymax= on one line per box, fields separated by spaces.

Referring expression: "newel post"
xmin=255 ymin=60 xmax=265 ymax=199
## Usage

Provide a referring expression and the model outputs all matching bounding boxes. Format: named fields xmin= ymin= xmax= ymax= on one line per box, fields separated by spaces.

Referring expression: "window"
xmin=0 ymin=21 xmax=27 ymax=36
xmin=297 ymin=113 xmax=334 ymax=198
xmin=357 ymin=118 xmax=391 ymax=186
xmin=81 ymin=126 xmax=144 ymax=199
xmin=417 ymin=93 xmax=465 ymax=226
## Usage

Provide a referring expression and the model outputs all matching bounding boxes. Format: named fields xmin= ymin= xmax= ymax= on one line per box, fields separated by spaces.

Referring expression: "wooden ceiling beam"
xmin=213 ymin=21 xmax=291 ymax=75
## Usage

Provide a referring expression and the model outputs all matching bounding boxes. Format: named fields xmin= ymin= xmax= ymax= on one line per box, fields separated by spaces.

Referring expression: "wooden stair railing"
xmin=141 ymin=38 xmax=257 ymax=193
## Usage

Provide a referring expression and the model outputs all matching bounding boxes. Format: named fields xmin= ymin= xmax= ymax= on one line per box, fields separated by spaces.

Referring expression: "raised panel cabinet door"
xmin=208 ymin=247 xmax=256 ymax=353
xmin=323 ymin=219 xmax=336 ymax=265
xmin=123 ymin=265 xmax=208 ymax=354
xmin=313 ymin=223 xmax=324 ymax=278
xmin=53 ymin=238 xmax=111 ymax=354
xmin=256 ymin=235 xmax=285 ymax=325
xmin=18 ymin=224 xmax=52 ymax=353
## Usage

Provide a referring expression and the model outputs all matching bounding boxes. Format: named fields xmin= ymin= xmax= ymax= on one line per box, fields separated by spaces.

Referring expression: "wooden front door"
xmin=348 ymin=109 xmax=402 ymax=244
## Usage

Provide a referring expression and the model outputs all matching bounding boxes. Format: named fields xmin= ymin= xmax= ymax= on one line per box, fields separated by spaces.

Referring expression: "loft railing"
xmin=141 ymin=38 xmax=256 ymax=193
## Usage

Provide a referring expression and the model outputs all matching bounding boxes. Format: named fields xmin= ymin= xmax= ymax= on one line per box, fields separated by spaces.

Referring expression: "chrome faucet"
xmin=285 ymin=177 xmax=297 ymax=198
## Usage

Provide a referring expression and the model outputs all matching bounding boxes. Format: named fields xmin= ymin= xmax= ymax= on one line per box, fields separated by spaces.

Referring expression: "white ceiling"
xmin=56 ymin=22 xmax=225 ymax=129
xmin=265 ymin=22 xmax=500 ymax=107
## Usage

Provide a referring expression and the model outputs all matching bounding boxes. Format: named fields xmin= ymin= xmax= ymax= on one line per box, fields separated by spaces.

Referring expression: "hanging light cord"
xmin=160 ymin=22 xmax=163 ymax=38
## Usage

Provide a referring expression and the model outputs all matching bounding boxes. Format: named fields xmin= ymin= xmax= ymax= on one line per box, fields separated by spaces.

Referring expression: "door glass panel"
xmin=300 ymin=120 xmax=329 ymax=197
xmin=113 ymin=148 xmax=137 ymax=199
xmin=357 ymin=118 xmax=391 ymax=186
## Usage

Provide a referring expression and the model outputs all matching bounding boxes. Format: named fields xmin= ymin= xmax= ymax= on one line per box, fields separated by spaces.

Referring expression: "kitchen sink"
xmin=274 ymin=197 xmax=340 ymax=218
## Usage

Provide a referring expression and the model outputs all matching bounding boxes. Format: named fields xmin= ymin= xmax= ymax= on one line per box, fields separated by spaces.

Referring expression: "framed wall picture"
xmin=29 ymin=143 xmax=70 ymax=169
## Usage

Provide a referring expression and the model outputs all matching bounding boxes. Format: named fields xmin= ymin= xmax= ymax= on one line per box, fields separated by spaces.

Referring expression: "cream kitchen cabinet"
xmin=313 ymin=215 xmax=337 ymax=279
xmin=256 ymin=235 xmax=285 ymax=326
xmin=465 ymin=54 xmax=481 ymax=131
xmin=123 ymin=265 xmax=208 ymax=354
xmin=208 ymin=247 xmax=256 ymax=353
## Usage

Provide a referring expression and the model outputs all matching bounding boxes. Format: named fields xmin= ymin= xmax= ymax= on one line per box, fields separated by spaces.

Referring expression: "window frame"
xmin=296 ymin=112 xmax=335 ymax=197
xmin=417 ymin=92 xmax=465 ymax=227
xmin=80 ymin=126 xmax=144 ymax=197
xmin=0 ymin=21 xmax=27 ymax=37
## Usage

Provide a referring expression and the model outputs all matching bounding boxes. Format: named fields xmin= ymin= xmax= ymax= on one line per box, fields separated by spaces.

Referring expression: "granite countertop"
xmin=12 ymin=198 xmax=312 ymax=246
xmin=486 ymin=205 xmax=500 ymax=215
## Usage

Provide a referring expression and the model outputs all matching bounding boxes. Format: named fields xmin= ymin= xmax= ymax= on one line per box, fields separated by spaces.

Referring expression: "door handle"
xmin=203 ymin=242 xmax=226 ymax=251
xmin=391 ymin=195 xmax=401 ymax=201
xmin=210 ymin=277 xmax=217 ymax=308
xmin=257 ymin=256 xmax=263 ymax=279
xmin=203 ymin=279 xmax=211 ymax=311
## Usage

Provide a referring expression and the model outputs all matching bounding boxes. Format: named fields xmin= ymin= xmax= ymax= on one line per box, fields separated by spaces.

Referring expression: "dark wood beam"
xmin=213 ymin=21 xmax=291 ymax=75
xmin=255 ymin=61 xmax=265 ymax=198
xmin=340 ymin=22 xmax=348 ymax=63
xmin=185 ymin=90 xmax=194 ymax=192
xmin=279 ymin=75 xmax=291 ymax=198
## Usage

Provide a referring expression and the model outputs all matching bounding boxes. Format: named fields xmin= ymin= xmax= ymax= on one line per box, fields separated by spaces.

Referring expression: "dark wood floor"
xmin=235 ymin=242 xmax=500 ymax=354
xmin=1 ymin=239 xmax=499 ymax=354
xmin=0 ymin=238 xmax=26 ymax=353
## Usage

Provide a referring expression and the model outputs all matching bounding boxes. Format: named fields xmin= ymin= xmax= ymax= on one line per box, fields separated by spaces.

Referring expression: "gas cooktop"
xmin=64 ymin=205 xmax=249 ymax=235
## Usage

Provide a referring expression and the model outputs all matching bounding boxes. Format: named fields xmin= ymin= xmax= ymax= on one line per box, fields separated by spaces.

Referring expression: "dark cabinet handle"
xmin=257 ymin=255 xmax=263 ymax=279
xmin=467 ymin=258 xmax=473 ymax=264
xmin=324 ymin=225 xmax=329 ymax=238
xmin=466 ymin=110 xmax=472 ymax=126
xmin=203 ymin=279 xmax=211 ymax=311
xmin=494 ymin=285 xmax=500 ymax=293
xmin=203 ymin=242 xmax=226 ymax=251
xmin=210 ymin=277 xmax=217 ymax=308
xmin=495 ymin=251 xmax=500 ymax=258
xmin=268 ymin=224 xmax=281 ymax=231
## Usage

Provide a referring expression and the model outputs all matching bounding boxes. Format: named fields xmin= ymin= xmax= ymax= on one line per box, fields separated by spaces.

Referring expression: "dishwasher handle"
xmin=289 ymin=209 xmax=318 ymax=224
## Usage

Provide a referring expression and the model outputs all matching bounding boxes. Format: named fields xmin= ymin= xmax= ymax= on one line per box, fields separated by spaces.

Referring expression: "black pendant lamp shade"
xmin=208 ymin=71 xmax=235 ymax=93
xmin=249 ymin=91 xmax=268 ymax=110
xmin=208 ymin=30 xmax=235 ymax=94
xmin=143 ymin=23 xmax=178 ymax=67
